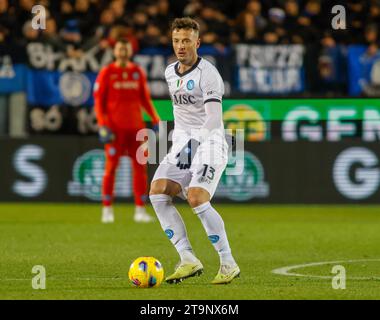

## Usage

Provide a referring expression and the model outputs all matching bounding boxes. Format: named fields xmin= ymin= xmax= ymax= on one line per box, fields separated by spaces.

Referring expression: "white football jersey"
xmin=165 ymin=57 xmax=225 ymax=132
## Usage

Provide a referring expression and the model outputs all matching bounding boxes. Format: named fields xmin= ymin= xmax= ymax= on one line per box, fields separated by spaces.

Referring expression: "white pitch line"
xmin=272 ymin=258 xmax=380 ymax=280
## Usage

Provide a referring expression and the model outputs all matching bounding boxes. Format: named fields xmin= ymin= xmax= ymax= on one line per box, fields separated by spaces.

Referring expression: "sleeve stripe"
xmin=204 ymin=98 xmax=222 ymax=104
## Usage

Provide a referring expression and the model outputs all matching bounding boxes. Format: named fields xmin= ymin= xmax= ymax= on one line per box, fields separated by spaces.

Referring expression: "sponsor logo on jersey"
xmin=216 ymin=151 xmax=269 ymax=201
xmin=67 ymin=150 xmax=132 ymax=200
xmin=113 ymin=81 xmax=139 ymax=89
xmin=173 ymin=94 xmax=196 ymax=105
xmin=187 ymin=79 xmax=195 ymax=90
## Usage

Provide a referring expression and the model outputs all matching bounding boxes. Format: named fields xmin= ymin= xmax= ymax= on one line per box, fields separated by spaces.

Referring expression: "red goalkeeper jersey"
xmin=93 ymin=62 xmax=159 ymax=130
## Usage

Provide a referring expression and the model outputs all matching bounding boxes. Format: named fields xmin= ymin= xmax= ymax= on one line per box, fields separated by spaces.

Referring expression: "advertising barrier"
xmin=1 ymin=137 xmax=379 ymax=204
xmin=27 ymin=98 xmax=380 ymax=141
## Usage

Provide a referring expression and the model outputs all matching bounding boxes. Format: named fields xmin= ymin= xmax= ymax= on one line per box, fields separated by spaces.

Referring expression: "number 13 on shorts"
xmin=190 ymin=162 xmax=225 ymax=199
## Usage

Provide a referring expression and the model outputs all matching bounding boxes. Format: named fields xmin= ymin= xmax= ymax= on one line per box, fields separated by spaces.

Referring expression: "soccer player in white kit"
xmin=149 ymin=17 xmax=240 ymax=284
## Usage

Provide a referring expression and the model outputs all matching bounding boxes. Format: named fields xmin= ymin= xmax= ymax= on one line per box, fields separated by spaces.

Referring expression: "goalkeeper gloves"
xmin=176 ymin=138 xmax=199 ymax=170
xmin=98 ymin=126 xmax=115 ymax=144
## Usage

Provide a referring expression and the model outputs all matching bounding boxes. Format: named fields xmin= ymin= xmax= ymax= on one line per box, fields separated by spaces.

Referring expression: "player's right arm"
xmin=93 ymin=66 xmax=110 ymax=127
xmin=94 ymin=66 xmax=114 ymax=143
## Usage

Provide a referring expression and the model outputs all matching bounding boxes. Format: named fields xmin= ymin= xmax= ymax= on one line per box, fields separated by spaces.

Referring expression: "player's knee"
xmin=187 ymin=195 xmax=204 ymax=208
xmin=149 ymin=179 xmax=173 ymax=196
xmin=187 ymin=188 xmax=210 ymax=208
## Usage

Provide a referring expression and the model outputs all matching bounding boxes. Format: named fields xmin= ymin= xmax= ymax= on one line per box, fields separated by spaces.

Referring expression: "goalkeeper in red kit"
xmin=94 ymin=38 xmax=160 ymax=223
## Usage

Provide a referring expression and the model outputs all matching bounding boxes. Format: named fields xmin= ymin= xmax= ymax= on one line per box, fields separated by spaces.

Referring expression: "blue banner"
xmin=348 ymin=45 xmax=380 ymax=96
xmin=0 ymin=44 xmax=27 ymax=93
xmin=234 ymin=44 xmax=305 ymax=94
xmin=0 ymin=64 xmax=27 ymax=93
xmin=26 ymin=70 xmax=97 ymax=107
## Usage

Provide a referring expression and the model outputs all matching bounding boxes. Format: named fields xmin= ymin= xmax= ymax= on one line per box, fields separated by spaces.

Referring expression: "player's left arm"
xmin=198 ymin=65 xmax=226 ymax=143
xmin=138 ymin=67 xmax=160 ymax=129
xmin=200 ymin=69 xmax=234 ymax=149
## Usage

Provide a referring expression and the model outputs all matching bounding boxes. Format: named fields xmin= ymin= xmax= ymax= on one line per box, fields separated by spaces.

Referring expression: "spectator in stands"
xmin=2 ymin=0 xmax=379 ymax=54
xmin=110 ymin=0 xmax=127 ymax=25
xmin=368 ymin=1 xmax=380 ymax=25
xmin=347 ymin=0 xmax=367 ymax=43
xmin=15 ymin=0 xmax=35 ymax=38
xmin=156 ymin=0 xmax=173 ymax=36
xmin=291 ymin=1 xmax=321 ymax=44
xmin=139 ymin=0 xmax=171 ymax=47
xmin=0 ymin=25 xmax=8 ymax=43
xmin=102 ymin=24 xmax=140 ymax=53
xmin=0 ymin=0 xmax=16 ymax=42
xmin=320 ymin=31 xmax=337 ymax=48
xmin=363 ymin=24 xmax=379 ymax=45
xmin=363 ymin=24 xmax=379 ymax=57
xmin=284 ymin=0 xmax=303 ymax=43
xmin=145 ymin=0 xmax=159 ymax=21
xmin=40 ymin=17 xmax=66 ymax=51
xmin=261 ymin=26 xmax=280 ymax=44
xmin=198 ymin=4 xmax=230 ymax=48
xmin=234 ymin=0 xmax=267 ymax=43
xmin=74 ymin=0 xmax=97 ymax=38
xmin=303 ymin=0 xmax=325 ymax=29
xmin=59 ymin=19 xmax=84 ymax=58
xmin=132 ymin=7 xmax=148 ymax=43
xmin=140 ymin=23 xmax=163 ymax=47
xmin=58 ymin=0 xmax=74 ymax=25
xmin=265 ymin=7 xmax=287 ymax=43
xmin=183 ymin=0 xmax=202 ymax=17
xmin=284 ymin=0 xmax=299 ymax=25
xmin=21 ymin=19 xmax=40 ymax=43
xmin=95 ymin=8 xmax=116 ymax=41
xmin=60 ymin=19 xmax=82 ymax=45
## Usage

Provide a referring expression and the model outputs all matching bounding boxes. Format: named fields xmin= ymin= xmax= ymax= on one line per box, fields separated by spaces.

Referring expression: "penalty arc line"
xmin=271 ymin=258 xmax=380 ymax=280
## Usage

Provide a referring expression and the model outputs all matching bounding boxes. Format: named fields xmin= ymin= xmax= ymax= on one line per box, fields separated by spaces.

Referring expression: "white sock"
xmin=193 ymin=202 xmax=236 ymax=266
xmin=150 ymin=194 xmax=197 ymax=263
xmin=103 ymin=206 xmax=113 ymax=214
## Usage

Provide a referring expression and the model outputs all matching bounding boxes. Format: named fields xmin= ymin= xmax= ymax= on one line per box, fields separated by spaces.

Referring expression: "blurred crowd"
xmin=0 ymin=0 xmax=379 ymax=57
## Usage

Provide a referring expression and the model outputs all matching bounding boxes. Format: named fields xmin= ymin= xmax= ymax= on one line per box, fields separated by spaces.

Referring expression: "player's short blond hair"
xmin=171 ymin=17 xmax=200 ymax=34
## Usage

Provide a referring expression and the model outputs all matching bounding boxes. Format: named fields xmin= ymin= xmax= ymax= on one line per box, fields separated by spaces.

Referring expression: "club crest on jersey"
xmin=186 ymin=80 xmax=195 ymax=90
xmin=132 ymin=72 xmax=140 ymax=80
xmin=176 ymin=79 xmax=183 ymax=88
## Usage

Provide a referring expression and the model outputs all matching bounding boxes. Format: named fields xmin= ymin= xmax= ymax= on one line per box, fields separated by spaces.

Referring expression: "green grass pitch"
xmin=0 ymin=203 xmax=379 ymax=300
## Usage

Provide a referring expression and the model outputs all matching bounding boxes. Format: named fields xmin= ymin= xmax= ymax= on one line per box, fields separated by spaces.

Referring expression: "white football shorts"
xmin=152 ymin=128 xmax=228 ymax=199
